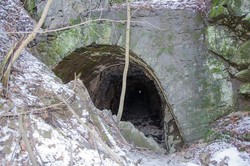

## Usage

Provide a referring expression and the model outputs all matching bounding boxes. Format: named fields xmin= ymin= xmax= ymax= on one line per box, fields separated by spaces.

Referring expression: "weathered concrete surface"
xmin=30 ymin=6 xmax=236 ymax=144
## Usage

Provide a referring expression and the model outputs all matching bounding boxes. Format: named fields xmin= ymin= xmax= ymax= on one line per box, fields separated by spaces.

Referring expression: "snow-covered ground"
xmin=112 ymin=0 xmax=206 ymax=11
xmin=0 ymin=0 xmax=249 ymax=165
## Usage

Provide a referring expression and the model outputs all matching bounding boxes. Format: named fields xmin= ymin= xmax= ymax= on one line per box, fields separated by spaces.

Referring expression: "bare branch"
xmin=117 ymin=0 xmax=131 ymax=123
xmin=0 ymin=0 xmax=54 ymax=97
xmin=0 ymin=19 xmax=164 ymax=35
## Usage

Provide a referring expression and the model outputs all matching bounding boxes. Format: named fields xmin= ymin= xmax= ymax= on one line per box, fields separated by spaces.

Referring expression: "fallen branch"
xmin=0 ymin=0 xmax=53 ymax=97
xmin=0 ymin=38 xmax=24 ymax=97
xmin=0 ymin=101 xmax=64 ymax=118
xmin=0 ymin=19 xmax=164 ymax=35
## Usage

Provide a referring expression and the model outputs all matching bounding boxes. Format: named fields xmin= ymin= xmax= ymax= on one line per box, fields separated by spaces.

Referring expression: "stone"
xmin=242 ymin=13 xmax=250 ymax=24
xmin=23 ymin=0 xmax=36 ymax=16
xmin=209 ymin=0 xmax=250 ymax=18
xmin=206 ymin=26 xmax=250 ymax=69
xmin=233 ymin=40 xmax=250 ymax=68
xmin=184 ymin=152 xmax=193 ymax=159
xmin=235 ymin=69 xmax=250 ymax=82
xmin=119 ymin=121 xmax=166 ymax=154
xmin=239 ymin=83 xmax=250 ymax=96
xmin=206 ymin=25 xmax=239 ymax=62
xmin=209 ymin=3 xmax=229 ymax=20
xmin=35 ymin=0 xmax=104 ymax=29
xmin=227 ymin=0 xmax=250 ymax=17
xmin=242 ymin=133 xmax=250 ymax=141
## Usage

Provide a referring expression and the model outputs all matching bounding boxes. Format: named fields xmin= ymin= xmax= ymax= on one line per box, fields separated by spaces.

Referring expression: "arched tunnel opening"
xmin=53 ymin=45 xmax=184 ymax=152
xmin=91 ymin=64 xmax=164 ymax=145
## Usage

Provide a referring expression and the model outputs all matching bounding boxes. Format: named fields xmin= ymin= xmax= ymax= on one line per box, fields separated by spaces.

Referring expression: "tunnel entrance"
xmin=89 ymin=64 xmax=165 ymax=146
xmin=53 ymin=45 xmax=184 ymax=152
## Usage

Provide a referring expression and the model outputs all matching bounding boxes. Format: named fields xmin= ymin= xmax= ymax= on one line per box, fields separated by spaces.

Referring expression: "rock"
xmin=233 ymin=40 xmax=250 ymax=68
xmin=228 ymin=66 xmax=239 ymax=75
xmin=199 ymin=152 xmax=211 ymax=166
xmin=206 ymin=26 xmax=250 ymax=69
xmin=242 ymin=133 xmax=250 ymax=141
xmin=206 ymin=25 xmax=239 ymax=62
xmin=119 ymin=121 xmax=166 ymax=154
xmin=33 ymin=0 xmax=105 ymax=29
xmin=239 ymin=83 xmax=250 ymax=96
xmin=209 ymin=2 xmax=229 ymax=20
xmin=184 ymin=152 xmax=193 ymax=159
xmin=235 ymin=69 xmax=250 ymax=82
xmin=209 ymin=0 xmax=250 ymax=18
xmin=242 ymin=13 xmax=250 ymax=27
xmin=226 ymin=0 xmax=250 ymax=17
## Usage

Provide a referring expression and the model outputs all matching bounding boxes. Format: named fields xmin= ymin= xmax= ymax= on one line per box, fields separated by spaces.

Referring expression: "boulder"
xmin=209 ymin=0 xmax=250 ymax=19
xmin=233 ymin=40 xmax=250 ymax=68
xmin=119 ymin=121 xmax=166 ymax=154
xmin=239 ymin=83 xmax=250 ymax=96
xmin=235 ymin=68 xmax=250 ymax=82
xmin=205 ymin=25 xmax=239 ymax=62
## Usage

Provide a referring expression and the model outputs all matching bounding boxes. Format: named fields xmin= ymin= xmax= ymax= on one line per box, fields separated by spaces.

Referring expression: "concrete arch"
xmin=53 ymin=44 xmax=184 ymax=152
xmin=32 ymin=7 xmax=235 ymax=145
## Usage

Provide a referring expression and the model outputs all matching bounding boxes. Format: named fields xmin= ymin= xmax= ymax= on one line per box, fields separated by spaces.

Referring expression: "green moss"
xmin=23 ymin=0 xmax=36 ymax=16
xmin=110 ymin=0 xmax=124 ymax=4
xmin=239 ymin=83 xmax=250 ymax=95
xmin=166 ymin=45 xmax=174 ymax=55
xmin=244 ymin=105 xmax=250 ymax=112
xmin=209 ymin=5 xmax=229 ymax=19
xmin=204 ymin=129 xmax=231 ymax=142
xmin=206 ymin=26 xmax=238 ymax=61
xmin=69 ymin=16 xmax=81 ymax=26
xmin=168 ymin=34 xmax=173 ymax=41
xmin=236 ymin=40 xmax=250 ymax=65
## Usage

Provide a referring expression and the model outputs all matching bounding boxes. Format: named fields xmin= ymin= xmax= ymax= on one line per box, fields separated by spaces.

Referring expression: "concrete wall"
xmin=30 ymin=1 xmax=236 ymax=143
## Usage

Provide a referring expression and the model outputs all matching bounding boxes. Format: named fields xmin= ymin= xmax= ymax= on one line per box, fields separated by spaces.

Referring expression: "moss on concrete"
xmin=34 ymin=21 xmax=113 ymax=67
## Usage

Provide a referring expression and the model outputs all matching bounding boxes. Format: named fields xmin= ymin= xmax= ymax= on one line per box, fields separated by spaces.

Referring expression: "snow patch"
xmin=210 ymin=147 xmax=250 ymax=166
xmin=123 ymin=0 xmax=206 ymax=11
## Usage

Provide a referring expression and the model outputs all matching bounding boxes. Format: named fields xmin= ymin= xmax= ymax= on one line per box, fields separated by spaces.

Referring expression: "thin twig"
xmin=0 ymin=19 xmax=164 ymax=35
xmin=0 ymin=102 xmax=64 ymax=118
xmin=117 ymin=0 xmax=131 ymax=123
xmin=10 ymin=137 xmax=21 ymax=165
xmin=70 ymin=141 xmax=73 ymax=166
xmin=73 ymin=72 xmax=77 ymax=91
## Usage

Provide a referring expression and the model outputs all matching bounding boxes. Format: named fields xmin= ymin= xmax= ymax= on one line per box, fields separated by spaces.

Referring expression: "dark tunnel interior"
xmin=87 ymin=65 xmax=165 ymax=146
